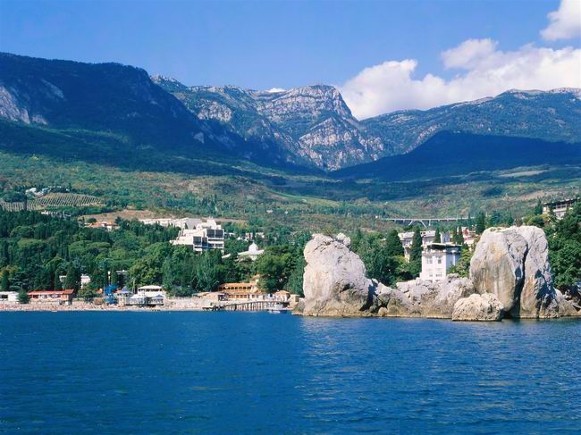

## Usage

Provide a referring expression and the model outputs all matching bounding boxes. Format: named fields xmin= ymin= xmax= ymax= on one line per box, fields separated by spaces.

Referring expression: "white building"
xmin=171 ymin=219 xmax=225 ymax=253
xmin=237 ymin=243 xmax=264 ymax=261
xmin=542 ymin=198 xmax=578 ymax=220
xmin=140 ymin=217 xmax=202 ymax=229
xmin=419 ymin=243 xmax=462 ymax=282
xmin=0 ymin=291 xmax=18 ymax=303
xmin=398 ymin=230 xmax=451 ymax=260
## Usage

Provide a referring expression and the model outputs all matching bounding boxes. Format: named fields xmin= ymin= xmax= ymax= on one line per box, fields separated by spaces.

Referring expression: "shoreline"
xmin=0 ymin=302 xmax=209 ymax=312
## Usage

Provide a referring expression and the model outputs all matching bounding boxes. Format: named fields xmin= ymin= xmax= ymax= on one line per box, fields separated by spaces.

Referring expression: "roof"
xmin=218 ymin=282 xmax=255 ymax=290
xmin=138 ymin=285 xmax=163 ymax=290
xmin=28 ymin=289 xmax=75 ymax=296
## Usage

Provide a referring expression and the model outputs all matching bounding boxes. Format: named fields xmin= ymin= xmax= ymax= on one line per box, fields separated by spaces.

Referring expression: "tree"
xmin=255 ymin=246 xmax=293 ymax=293
xmin=406 ymin=227 xmax=423 ymax=278
xmin=548 ymin=202 xmax=580 ymax=290
xmin=452 ymin=227 xmax=465 ymax=245
xmin=475 ymin=212 xmax=487 ymax=234
xmin=385 ymin=229 xmax=404 ymax=257
xmin=534 ymin=199 xmax=543 ymax=216
xmin=448 ymin=246 xmax=472 ymax=277
xmin=17 ymin=289 xmax=29 ymax=304
xmin=286 ymin=254 xmax=305 ymax=296
xmin=433 ymin=228 xmax=441 ymax=243
xmin=78 ymin=283 xmax=100 ymax=302
xmin=63 ymin=261 xmax=81 ymax=291
xmin=193 ymin=251 xmax=223 ymax=292
xmin=1 ymin=271 xmax=9 ymax=292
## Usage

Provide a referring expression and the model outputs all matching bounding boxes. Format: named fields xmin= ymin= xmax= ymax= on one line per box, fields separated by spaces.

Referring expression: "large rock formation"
xmin=469 ymin=226 xmax=564 ymax=318
xmin=296 ymin=234 xmax=475 ymax=318
xmin=376 ymin=277 xmax=475 ymax=318
xmin=297 ymin=234 xmax=376 ymax=316
xmin=296 ymin=229 xmax=578 ymax=321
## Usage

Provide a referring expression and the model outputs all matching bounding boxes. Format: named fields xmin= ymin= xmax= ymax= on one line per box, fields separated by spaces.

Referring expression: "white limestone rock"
xmin=452 ymin=293 xmax=504 ymax=321
xmin=298 ymin=234 xmax=375 ymax=317
xmin=470 ymin=226 xmax=563 ymax=319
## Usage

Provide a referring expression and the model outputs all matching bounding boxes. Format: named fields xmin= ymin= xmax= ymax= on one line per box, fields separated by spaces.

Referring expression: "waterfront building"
xmin=27 ymin=289 xmax=75 ymax=304
xmin=218 ymin=276 xmax=265 ymax=300
xmin=419 ymin=243 xmax=462 ymax=282
xmin=0 ymin=291 xmax=18 ymax=303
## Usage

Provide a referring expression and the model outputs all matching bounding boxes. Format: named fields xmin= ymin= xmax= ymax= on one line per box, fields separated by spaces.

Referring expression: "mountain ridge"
xmin=1 ymin=52 xmax=580 ymax=175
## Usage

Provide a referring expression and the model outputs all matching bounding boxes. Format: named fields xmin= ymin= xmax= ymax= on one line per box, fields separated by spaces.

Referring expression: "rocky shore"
xmin=295 ymin=228 xmax=580 ymax=321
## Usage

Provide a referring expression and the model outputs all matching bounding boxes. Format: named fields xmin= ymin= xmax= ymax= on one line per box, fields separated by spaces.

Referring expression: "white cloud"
xmin=541 ymin=0 xmax=581 ymax=41
xmin=441 ymin=39 xmax=498 ymax=70
xmin=340 ymin=41 xmax=581 ymax=119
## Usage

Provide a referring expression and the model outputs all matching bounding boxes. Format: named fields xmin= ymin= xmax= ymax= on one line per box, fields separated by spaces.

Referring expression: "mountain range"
xmin=0 ymin=52 xmax=580 ymax=178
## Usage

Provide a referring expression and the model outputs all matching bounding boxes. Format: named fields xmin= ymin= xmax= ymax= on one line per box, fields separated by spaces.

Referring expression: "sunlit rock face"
xmin=470 ymin=226 xmax=561 ymax=319
xmin=298 ymin=234 xmax=375 ymax=317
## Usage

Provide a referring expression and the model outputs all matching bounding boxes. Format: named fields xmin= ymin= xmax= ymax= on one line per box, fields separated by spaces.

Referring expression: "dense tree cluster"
xmin=0 ymin=209 xmax=308 ymax=298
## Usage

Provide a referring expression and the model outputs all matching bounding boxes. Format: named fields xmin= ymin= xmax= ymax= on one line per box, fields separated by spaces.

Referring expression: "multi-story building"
xmin=171 ymin=219 xmax=225 ymax=253
xmin=542 ymin=198 xmax=578 ymax=220
xmin=140 ymin=217 xmax=203 ymax=230
xmin=419 ymin=243 xmax=462 ymax=282
xmin=398 ymin=230 xmax=451 ymax=260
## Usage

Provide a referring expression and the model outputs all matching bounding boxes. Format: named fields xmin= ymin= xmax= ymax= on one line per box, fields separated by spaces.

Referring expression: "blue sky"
xmin=1 ymin=0 xmax=580 ymax=118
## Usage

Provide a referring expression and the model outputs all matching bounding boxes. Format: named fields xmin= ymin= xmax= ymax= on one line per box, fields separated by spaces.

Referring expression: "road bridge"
xmin=383 ymin=217 xmax=469 ymax=228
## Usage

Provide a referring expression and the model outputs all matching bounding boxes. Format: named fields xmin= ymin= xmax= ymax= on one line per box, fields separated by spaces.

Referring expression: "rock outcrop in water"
xmin=468 ymin=226 xmax=572 ymax=319
xmin=451 ymin=293 xmax=504 ymax=321
xmin=375 ymin=277 xmax=474 ymax=319
xmin=295 ymin=234 xmax=475 ymax=318
xmin=297 ymin=234 xmax=376 ymax=316
xmin=296 ymin=230 xmax=578 ymax=321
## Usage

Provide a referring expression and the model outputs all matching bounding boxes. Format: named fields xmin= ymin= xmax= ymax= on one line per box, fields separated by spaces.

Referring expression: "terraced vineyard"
xmin=32 ymin=193 xmax=103 ymax=209
xmin=0 ymin=200 xmax=25 ymax=212
xmin=0 ymin=193 xmax=103 ymax=212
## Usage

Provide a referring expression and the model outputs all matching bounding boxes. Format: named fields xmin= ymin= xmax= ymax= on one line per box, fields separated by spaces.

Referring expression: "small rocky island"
xmin=294 ymin=227 xmax=579 ymax=321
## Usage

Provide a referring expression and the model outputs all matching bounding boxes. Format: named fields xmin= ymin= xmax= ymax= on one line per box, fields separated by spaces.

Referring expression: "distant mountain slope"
xmin=335 ymin=131 xmax=581 ymax=182
xmin=0 ymin=53 xmax=305 ymax=170
xmin=1 ymin=53 xmax=579 ymax=175
xmin=156 ymin=75 xmax=581 ymax=170
xmin=153 ymin=79 xmax=384 ymax=170
xmin=0 ymin=53 xmax=214 ymax=153
xmin=363 ymin=89 xmax=581 ymax=155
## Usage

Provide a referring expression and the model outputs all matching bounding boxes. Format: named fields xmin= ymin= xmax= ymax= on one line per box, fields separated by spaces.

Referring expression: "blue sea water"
xmin=1 ymin=312 xmax=580 ymax=434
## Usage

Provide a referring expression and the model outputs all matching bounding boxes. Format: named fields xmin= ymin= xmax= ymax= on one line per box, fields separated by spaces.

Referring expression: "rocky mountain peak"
xmin=253 ymin=84 xmax=353 ymax=121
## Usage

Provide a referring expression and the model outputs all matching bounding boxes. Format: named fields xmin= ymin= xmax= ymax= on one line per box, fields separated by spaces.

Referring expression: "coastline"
xmin=0 ymin=301 xmax=208 ymax=312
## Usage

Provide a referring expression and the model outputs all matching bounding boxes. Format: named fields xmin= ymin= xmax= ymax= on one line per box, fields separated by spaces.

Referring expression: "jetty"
xmin=201 ymin=300 xmax=291 ymax=312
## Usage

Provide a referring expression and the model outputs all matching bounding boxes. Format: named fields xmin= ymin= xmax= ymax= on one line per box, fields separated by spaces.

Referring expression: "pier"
xmin=202 ymin=300 xmax=290 ymax=312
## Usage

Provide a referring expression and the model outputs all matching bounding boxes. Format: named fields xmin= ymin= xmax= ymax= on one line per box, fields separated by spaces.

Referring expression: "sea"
xmin=1 ymin=311 xmax=580 ymax=434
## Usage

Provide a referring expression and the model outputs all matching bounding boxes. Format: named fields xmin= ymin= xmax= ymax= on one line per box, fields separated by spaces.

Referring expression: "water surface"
xmin=1 ymin=312 xmax=579 ymax=433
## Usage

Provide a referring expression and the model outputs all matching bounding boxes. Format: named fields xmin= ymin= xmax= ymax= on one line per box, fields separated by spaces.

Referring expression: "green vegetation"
xmin=0 ymin=208 xmax=308 ymax=297
xmin=546 ymin=202 xmax=581 ymax=291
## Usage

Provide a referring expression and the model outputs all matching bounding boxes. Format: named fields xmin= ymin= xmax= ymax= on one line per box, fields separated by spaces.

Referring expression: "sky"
xmin=1 ymin=0 xmax=580 ymax=119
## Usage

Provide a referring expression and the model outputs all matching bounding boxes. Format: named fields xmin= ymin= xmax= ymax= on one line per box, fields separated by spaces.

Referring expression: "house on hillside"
xmin=543 ymin=198 xmax=578 ymax=220
xmin=419 ymin=243 xmax=461 ymax=282
xmin=140 ymin=217 xmax=202 ymax=229
xmin=171 ymin=219 xmax=224 ymax=252
xmin=237 ymin=242 xmax=264 ymax=261
xmin=398 ymin=230 xmax=451 ymax=260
